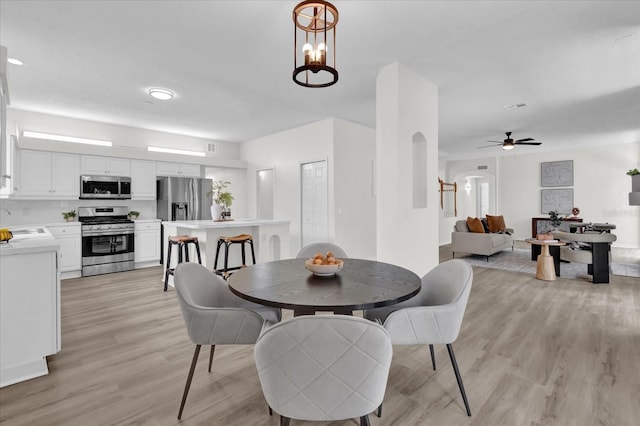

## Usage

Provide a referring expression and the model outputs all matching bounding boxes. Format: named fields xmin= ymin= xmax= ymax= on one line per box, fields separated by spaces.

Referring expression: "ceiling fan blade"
xmin=514 ymin=141 xmax=542 ymax=145
xmin=477 ymin=145 xmax=499 ymax=149
xmin=516 ymin=138 xmax=535 ymax=142
xmin=486 ymin=140 xmax=502 ymax=143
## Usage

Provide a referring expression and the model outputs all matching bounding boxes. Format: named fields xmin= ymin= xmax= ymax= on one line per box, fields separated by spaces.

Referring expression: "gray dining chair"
xmin=254 ymin=315 xmax=392 ymax=426
xmin=173 ymin=262 xmax=282 ymax=419
xmin=364 ymin=259 xmax=473 ymax=417
xmin=296 ymin=242 xmax=348 ymax=259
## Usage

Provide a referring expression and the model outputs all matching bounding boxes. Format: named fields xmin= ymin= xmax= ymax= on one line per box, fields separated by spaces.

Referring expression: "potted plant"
xmin=548 ymin=210 xmax=562 ymax=230
xmin=208 ymin=180 xmax=234 ymax=220
xmin=62 ymin=210 xmax=76 ymax=222
xmin=628 ymin=168 xmax=640 ymax=193
xmin=128 ymin=211 xmax=140 ymax=220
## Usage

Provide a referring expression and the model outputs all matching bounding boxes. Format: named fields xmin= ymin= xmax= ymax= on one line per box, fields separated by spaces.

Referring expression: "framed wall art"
xmin=541 ymin=188 xmax=574 ymax=214
xmin=541 ymin=160 xmax=573 ymax=187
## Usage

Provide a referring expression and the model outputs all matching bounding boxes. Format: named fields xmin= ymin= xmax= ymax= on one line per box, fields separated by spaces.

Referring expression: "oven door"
xmin=82 ymin=230 xmax=135 ymax=267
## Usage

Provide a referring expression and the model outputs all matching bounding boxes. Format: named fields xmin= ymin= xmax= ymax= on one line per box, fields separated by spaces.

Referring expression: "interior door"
xmin=257 ymin=169 xmax=274 ymax=220
xmin=301 ymin=161 xmax=328 ymax=247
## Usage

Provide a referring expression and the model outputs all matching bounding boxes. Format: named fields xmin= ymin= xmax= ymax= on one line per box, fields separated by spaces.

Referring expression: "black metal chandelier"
xmin=292 ymin=0 xmax=339 ymax=88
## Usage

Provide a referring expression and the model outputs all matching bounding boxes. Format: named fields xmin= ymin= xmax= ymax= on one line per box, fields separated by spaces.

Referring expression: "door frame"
xmin=299 ymin=158 xmax=329 ymax=248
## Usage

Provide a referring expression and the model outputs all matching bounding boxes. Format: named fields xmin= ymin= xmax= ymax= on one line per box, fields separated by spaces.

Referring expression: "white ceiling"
xmin=1 ymin=1 xmax=639 ymax=159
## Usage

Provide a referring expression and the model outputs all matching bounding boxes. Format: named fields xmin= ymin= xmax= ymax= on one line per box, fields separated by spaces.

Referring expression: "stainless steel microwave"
xmin=80 ymin=175 xmax=131 ymax=199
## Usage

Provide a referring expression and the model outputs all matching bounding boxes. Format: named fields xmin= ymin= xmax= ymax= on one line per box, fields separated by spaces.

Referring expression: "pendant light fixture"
xmin=293 ymin=0 xmax=339 ymax=88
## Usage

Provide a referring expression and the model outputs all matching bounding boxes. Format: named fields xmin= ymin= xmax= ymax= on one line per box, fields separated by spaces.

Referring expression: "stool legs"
xmin=164 ymin=242 xmax=174 ymax=292
xmin=164 ymin=239 xmax=202 ymax=291
xmin=214 ymin=238 xmax=257 ymax=279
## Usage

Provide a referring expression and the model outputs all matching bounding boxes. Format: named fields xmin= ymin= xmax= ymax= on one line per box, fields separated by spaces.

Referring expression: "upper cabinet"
xmin=14 ymin=149 xmax=79 ymax=199
xmin=156 ymin=161 xmax=201 ymax=177
xmin=130 ymin=159 xmax=156 ymax=200
xmin=80 ymin=155 xmax=130 ymax=176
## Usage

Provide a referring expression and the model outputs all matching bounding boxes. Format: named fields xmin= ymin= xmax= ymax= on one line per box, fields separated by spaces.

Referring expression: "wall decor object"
xmin=541 ymin=160 xmax=573 ymax=187
xmin=541 ymin=188 xmax=573 ymax=214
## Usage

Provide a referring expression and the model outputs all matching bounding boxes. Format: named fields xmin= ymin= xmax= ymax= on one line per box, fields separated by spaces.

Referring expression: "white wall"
xmin=440 ymin=142 xmax=640 ymax=248
xmin=204 ymin=167 xmax=247 ymax=219
xmin=333 ymin=119 xmax=376 ymax=259
xmin=241 ymin=119 xmax=334 ymax=258
xmin=376 ymin=63 xmax=439 ymax=277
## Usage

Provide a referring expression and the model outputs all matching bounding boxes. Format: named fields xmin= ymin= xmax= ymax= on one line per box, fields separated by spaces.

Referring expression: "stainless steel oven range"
xmin=79 ymin=206 xmax=135 ymax=276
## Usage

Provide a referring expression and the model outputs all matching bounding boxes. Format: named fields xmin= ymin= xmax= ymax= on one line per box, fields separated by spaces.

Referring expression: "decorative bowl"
xmin=305 ymin=258 xmax=343 ymax=276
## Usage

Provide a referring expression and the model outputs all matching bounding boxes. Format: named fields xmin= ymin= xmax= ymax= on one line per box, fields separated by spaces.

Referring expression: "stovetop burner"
xmin=77 ymin=206 xmax=133 ymax=225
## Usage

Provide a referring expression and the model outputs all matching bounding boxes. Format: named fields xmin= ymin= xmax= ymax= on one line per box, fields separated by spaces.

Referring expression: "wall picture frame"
xmin=541 ymin=188 xmax=574 ymax=214
xmin=541 ymin=160 xmax=573 ymax=187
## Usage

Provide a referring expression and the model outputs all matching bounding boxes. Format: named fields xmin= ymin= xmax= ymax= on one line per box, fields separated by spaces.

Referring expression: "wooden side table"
xmin=526 ymin=240 xmax=566 ymax=281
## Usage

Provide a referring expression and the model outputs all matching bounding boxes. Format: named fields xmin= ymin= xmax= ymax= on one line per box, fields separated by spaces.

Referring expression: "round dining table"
xmin=227 ymin=258 xmax=421 ymax=316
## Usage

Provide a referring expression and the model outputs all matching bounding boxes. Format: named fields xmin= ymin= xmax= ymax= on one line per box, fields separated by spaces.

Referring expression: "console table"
xmin=531 ymin=217 xmax=582 ymax=261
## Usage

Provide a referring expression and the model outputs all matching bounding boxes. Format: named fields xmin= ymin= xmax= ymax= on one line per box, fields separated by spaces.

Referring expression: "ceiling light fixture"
xmin=502 ymin=141 xmax=515 ymax=150
xmin=293 ymin=0 xmax=339 ymax=88
xmin=147 ymin=146 xmax=205 ymax=157
xmin=148 ymin=88 xmax=174 ymax=100
xmin=23 ymin=130 xmax=112 ymax=147
xmin=8 ymin=58 xmax=23 ymax=66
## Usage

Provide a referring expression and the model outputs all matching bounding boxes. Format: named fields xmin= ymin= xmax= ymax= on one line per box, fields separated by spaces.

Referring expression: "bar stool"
xmin=213 ymin=234 xmax=256 ymax=279
xmin=164 ymin=235 xmax=202 ymax=291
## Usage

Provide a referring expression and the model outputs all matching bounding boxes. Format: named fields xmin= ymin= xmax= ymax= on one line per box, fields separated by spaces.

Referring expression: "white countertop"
xmin=0 ymin=226 xmax=60 ymax=256
xmin=162 ymin=219 xmax=290 ymax=229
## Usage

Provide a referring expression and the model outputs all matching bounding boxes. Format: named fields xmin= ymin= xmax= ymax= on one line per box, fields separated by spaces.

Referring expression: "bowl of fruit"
xmin=305 ymin=252 xmax=343 ymax=277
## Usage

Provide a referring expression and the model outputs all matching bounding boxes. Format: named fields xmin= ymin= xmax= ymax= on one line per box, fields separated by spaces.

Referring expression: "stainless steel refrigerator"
xmin=157 ymin=176 xmax=213 ymax=222
xmin=157 ymin=177 xmax=212 ymax=264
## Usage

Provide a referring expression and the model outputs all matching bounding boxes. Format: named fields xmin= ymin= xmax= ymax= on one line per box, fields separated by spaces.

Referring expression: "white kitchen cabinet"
xmin=47 ymin=224 xmax=82 ymax=278
xmin=134 ymin=220 xmax=161 ymax=267
xmin=80 ymin=155 xmax=130 ymax=176
xmin=156 ymin=161 xmax=201 ymax=177
xmin=131 ymin=159 xmax=156 ymax=200
xmin=0 ymin=247 xmax=60 ymax=387
xmin=15 ymin=149 xmax=79 ymax=199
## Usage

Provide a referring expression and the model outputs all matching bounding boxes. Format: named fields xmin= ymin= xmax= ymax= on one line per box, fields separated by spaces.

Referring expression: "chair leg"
xmin=376 ymin=404 xmax=382 ymax=417
xmin=208 ymin=345 xmax=215 ymax=373
xmin=280 ymin=415 xmax=291 ymax=426
xmin=429 ymin=344 xmax=436 ymax=370
xmin=178 ymin=344 xmax=201 ymax=419
xmin=446 ymin=343 xmax=471 ymax=417
xmin=268 ymin=405 xmax=273 ymax=416
xmin=360 ymin=414 xmax=371 ymax=426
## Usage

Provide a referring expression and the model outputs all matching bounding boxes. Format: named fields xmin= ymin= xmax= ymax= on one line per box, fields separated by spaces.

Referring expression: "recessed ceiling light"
xmin=504 ymin=103 xmax=527 ymax=111
xmin=8 ymin=58 xmax=23 ymax=66
xmin=148 ymin=88 xmax=174 ymax=100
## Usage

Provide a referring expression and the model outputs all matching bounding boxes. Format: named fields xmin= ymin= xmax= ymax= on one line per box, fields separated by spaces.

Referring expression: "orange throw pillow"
xmin=486 ymin=214 xmax=507 ymax=233
xmin=466 ymin=217 xmax=485 ymax=233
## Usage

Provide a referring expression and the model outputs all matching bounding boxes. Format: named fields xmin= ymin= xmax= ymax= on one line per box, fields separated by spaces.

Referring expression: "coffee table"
xmin=227 ymin=258 xmax=421 ymax=316
xmin=526 ymin=239 xmax=566 ymax=281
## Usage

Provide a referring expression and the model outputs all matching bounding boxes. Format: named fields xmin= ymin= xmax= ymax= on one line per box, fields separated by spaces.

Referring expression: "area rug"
xmin=458 ymin=248 xmax=640 ymax=281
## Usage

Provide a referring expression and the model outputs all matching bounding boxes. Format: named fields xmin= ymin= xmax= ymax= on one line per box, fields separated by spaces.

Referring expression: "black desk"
xmin=228 ymin=258 xmax=421 ymax=316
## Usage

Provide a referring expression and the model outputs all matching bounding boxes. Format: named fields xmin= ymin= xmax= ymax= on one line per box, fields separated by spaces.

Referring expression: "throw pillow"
xmin=480 ymin=218 xmax=490 ymax=233
xmin=486 ymin=214 xmax=507 ymax=233
xmin=466 ymin=216 xmax=485 ymax=233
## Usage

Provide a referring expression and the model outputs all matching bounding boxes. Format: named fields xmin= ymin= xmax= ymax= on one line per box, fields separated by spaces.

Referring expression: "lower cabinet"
xmin=47 ymin=224 xmax=82 ymax=279
xmin=135 ymin=221 xmax=161 ymax=267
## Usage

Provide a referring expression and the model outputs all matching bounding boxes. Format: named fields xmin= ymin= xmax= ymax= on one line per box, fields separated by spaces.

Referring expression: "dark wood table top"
xmin=228 ymin=258 xmax=421 ymax=316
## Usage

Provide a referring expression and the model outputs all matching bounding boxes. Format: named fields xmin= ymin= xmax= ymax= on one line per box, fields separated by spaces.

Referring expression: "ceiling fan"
xmin=478 ymin=132 xmax=542 ymax=150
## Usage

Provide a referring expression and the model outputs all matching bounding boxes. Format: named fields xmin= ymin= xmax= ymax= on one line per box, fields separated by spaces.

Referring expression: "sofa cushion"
xmin=454 ymin=220 xmax=469 ymax=232
xmin=486 ymin=214 xmax=507 ymax=233
xmin=466 ymin=217 xmax=485 ymax=233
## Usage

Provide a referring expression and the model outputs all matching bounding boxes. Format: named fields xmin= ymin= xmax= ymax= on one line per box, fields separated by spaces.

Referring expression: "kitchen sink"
xmin=11 ymin=228 xmax=46 ymax=235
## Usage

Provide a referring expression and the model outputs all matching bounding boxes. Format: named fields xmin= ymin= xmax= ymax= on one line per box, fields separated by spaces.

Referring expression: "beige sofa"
xmin=451 ymin=220 xmax=514 ymax=261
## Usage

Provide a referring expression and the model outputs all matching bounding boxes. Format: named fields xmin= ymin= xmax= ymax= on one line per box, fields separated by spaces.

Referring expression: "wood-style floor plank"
xmin=1 ymin=246 xmax=639 ymax=425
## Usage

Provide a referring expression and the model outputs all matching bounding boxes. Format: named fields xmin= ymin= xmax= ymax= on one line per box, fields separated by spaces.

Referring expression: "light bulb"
xmin=302 ymin=43 xmax=312 ymax=53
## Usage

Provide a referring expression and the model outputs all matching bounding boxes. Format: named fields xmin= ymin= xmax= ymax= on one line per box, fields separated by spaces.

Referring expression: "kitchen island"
xmin=161 ymin=219 xmax=291 ymax=273
xmin=0 ymin=226 xmax=61 ymax=387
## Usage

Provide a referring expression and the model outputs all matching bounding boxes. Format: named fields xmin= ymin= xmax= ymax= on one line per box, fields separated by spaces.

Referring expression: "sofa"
xmin=451 ymin=218 xmax=514 ymax=261
xmin=551 ymin=230 xmax=617 ymax=284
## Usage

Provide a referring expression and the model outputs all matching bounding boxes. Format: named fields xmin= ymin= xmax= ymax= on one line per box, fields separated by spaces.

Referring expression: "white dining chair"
xmin=364 ymin=259 xmax=473 ymax=417
xmin=254 ymin=315 xmax=392 ymax=426
xmin=173 ymin=262 xmax=282 ymax=419
xmin=296 ymin=242 xmax=348 ymax=259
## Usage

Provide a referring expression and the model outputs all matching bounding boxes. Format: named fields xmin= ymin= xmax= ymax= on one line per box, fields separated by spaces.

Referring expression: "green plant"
xmin=128 ymin=210 xmax=140 ymax=218
xmin=62 ymin=210 xmax=76 ymax=220
xmin=548 ymin=210 xmax=562 ymax=228
xmin=208 ymin=180 xmax=233 ymax=208
xmin=627 ymin=168 xmax=639 ymax=176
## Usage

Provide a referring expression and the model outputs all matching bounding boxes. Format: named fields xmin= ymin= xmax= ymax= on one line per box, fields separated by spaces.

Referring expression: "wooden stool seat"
xmin=214 ymin=234 xmax=256 ymax=279
xmin=164 ymin=236 xmax=202 ymax=291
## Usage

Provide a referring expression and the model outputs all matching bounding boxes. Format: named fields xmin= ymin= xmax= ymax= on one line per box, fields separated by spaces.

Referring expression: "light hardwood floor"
xmin=1 ymin=248 xmax=639 ymax=425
